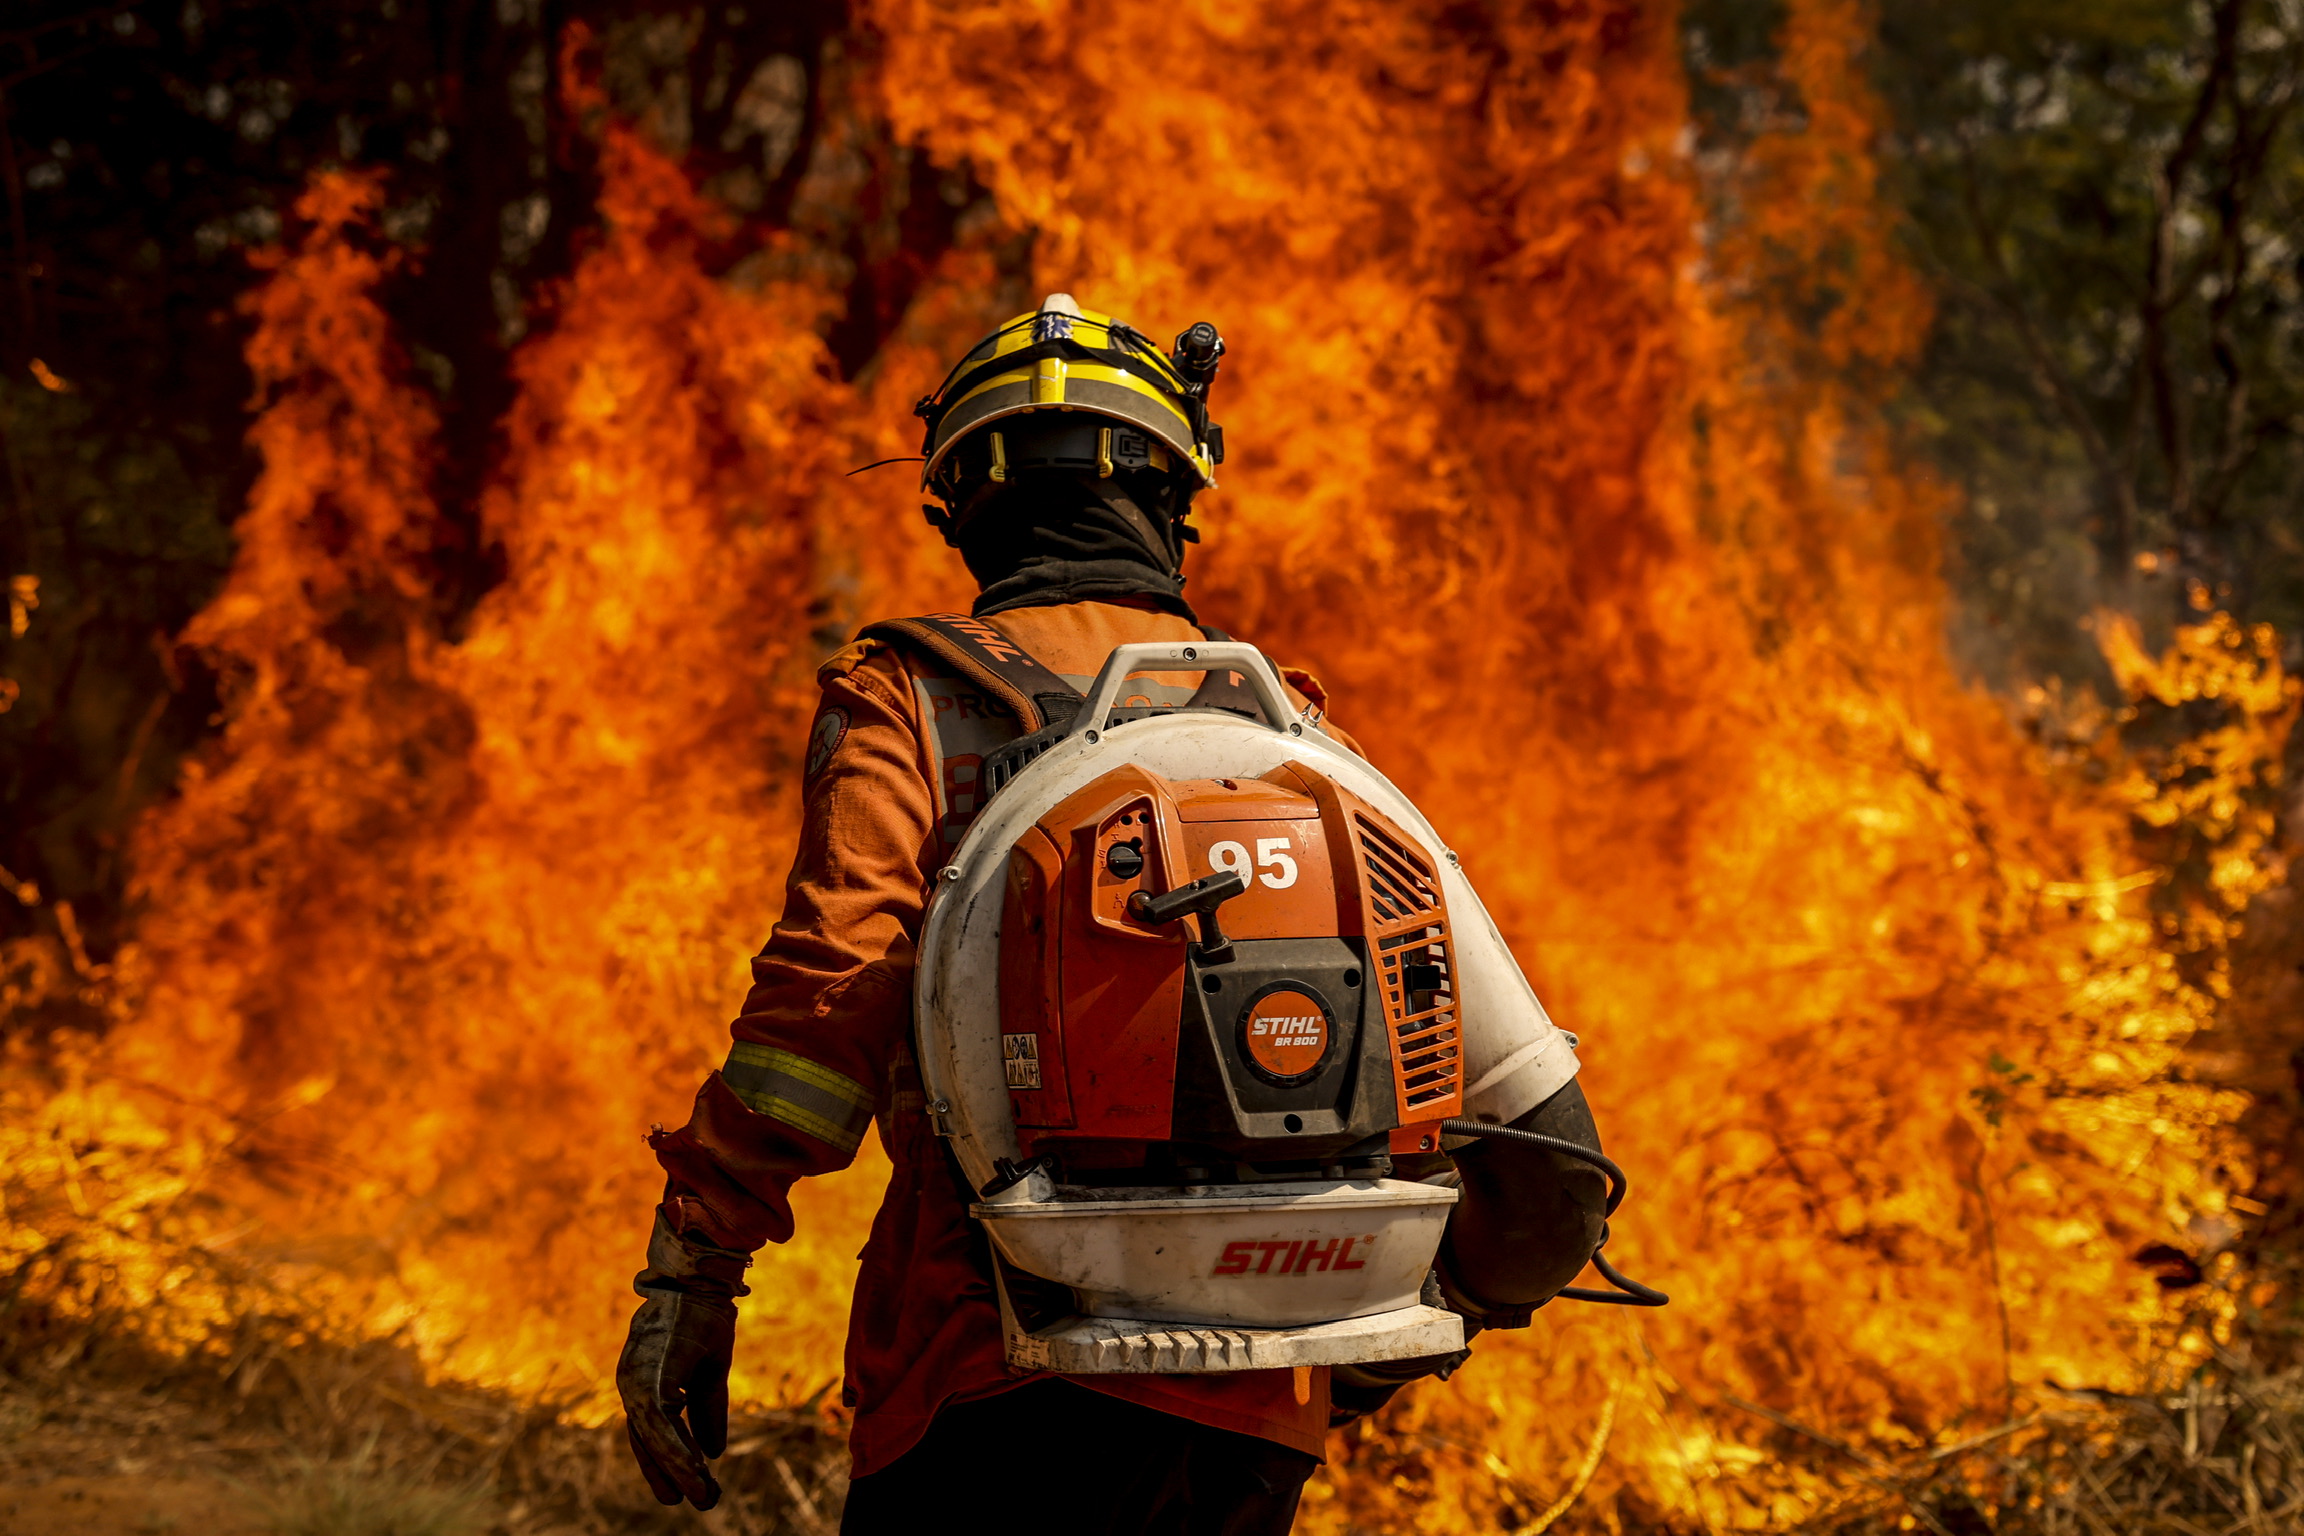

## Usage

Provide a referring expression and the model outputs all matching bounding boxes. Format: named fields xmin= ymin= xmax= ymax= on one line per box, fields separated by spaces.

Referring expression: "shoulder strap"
xmin=859 ymin=612 xmax=1281 ymax=731
xmin=856 ymin=613 xmax=1082 ymax=731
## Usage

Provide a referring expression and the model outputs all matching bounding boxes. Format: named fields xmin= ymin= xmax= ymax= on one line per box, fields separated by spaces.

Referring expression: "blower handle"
xmin=1068 ymin=642 xmax=1304 ymax=741
xmin=1128 ymin=870 xmax=1248 ymax=965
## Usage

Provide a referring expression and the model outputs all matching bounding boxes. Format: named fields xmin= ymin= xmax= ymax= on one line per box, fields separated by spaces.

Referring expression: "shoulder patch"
xmin=804 ymin=707 xmax=851 ymax=779
xmin=817 ymin=637 xmax=886 ymax=685
xmin=1280 ymin=665 xmax=1330 ymax=713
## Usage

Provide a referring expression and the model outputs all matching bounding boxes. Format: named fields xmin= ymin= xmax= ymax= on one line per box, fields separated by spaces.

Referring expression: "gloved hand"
xmin=1329 ymin=1272 xmax=1478 ymax=1426
xmin=618 ymin=1207 xmax=751 ymax=1509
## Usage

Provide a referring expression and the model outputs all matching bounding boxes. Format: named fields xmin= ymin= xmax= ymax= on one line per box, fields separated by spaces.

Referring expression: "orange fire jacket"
xmin=651 ymin=598 xmax=1362 ymax=1476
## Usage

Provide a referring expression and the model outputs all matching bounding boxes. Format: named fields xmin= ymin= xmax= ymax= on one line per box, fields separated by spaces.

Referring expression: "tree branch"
xmin=1954 ymin=136 xmax=2140 ymax=569
xmin=0 ymin=89 xmax=32 ymax=357
xmin=2193 ymin=33 xmax=2302 ymax=534
xmin=2142 ymin=0 xmax=2247 ymax=526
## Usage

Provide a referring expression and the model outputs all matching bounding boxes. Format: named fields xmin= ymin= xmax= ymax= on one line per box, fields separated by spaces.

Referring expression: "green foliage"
xmin=1880 ymin=0 xmax=2304 ymax=681
xmin=0 ymin=376 xmax=232 ymax=960
xmin=1688 ymin=0 xmax=2304 ymax=694
xmin=1968 ymin=1049 xmax=2038 ymax=1129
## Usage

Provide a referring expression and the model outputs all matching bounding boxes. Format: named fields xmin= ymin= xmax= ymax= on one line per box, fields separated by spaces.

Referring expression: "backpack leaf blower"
xmin=914 ymin=642 xmax=1662 ymax=1375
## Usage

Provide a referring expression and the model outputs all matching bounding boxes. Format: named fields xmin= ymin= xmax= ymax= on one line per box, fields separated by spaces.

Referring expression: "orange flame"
xmin=4 ymin=0 xmax=2295 ymax=1529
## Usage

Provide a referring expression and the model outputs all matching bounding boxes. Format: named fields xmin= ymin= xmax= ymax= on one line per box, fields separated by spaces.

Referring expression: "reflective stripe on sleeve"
xmin=723 ymin=1043 xmax=875 ymax=1154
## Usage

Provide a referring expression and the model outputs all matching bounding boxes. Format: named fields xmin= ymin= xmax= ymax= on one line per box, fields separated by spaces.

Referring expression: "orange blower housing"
xmin=998 ymin=759 xmax=1463 ymax=1183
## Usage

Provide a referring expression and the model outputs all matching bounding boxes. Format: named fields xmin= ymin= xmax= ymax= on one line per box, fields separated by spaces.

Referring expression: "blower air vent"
xmin=1352 ymin=813 xmax=1462 ymax=1117
xmin=1356 ymin=816 xmax=1440 ymax=924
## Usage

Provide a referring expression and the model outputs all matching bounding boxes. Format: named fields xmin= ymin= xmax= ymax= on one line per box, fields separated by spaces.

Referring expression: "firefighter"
xmin=616 ymin=295 xmax=1611 ymax=1534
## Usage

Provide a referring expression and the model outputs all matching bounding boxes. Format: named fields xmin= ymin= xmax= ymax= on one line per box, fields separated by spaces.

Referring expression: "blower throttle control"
xmin=1128 ymin=870 xmax=1249 ymax=965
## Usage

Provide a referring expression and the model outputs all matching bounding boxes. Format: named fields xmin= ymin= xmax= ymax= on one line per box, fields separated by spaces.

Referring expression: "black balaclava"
xmin=955 ymin=471 xmax=1197 ymax=621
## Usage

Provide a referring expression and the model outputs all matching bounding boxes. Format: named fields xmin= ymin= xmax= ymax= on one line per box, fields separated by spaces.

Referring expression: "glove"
xmin=1329 ymin=1272 xmax=1478 ymax=1426
xmin=618 ymin=1207 xmax=751 ymax=1509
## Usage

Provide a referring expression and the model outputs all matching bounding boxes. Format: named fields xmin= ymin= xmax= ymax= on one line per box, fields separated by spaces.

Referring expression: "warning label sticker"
xmin=1002 ymin=1033 xmax=1041 ymax=1090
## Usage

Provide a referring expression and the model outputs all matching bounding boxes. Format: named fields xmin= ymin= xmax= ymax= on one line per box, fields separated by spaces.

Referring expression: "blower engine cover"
xmin=915 ymin=643 xmax=1582 ymax=1373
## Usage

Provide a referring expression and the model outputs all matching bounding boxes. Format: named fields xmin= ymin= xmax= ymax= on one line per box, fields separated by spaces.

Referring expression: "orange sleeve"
xmin=1279 ymin=664 xmax=1368 ymax=759
xmin=651 ymin=647 xmax=936 ymax=1251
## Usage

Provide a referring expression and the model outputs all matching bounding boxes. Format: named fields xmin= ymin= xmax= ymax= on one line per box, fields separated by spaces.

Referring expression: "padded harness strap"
xmin=857 ymin=613 xmax=1081 ymax=732
xmin=860 ymin=613 xmax=1291 ymax=846
xmin=857 ymin=614 xmax=1273 ymax=730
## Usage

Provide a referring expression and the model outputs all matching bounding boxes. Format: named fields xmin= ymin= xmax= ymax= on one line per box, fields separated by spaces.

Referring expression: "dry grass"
xmin=13 ymin=1292 xmax=2304 ymax=1536
xmin=0 ymin=1284 xmax=847 ymax=1536
xmin=1705 ymin=1358 xmax=2299 ymax=1535
xmin=0 ymin=1016 xmax=847 ymax=1536
xmin=247 ymin=1437 xmax=495 ymax=1536
xmin=8 ymin=1121 xmax=2304 ymax=1536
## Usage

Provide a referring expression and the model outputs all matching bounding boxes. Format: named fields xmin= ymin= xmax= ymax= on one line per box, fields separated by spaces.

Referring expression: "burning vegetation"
xmin=3 ymin=1 xmax=2301 ymax=1532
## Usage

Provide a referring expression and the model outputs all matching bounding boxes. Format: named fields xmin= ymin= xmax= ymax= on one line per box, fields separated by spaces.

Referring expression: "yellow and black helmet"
xmin=914 ymin=294 xmax=1226 ymax=515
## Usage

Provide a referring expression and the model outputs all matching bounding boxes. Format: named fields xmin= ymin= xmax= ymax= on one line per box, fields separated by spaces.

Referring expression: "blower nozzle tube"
xmin=1440 ymin=1117 xmax=1670 ymax=1308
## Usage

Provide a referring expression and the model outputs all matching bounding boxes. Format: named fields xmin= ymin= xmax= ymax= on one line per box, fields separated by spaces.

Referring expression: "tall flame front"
xmin=6 ymin=0 xmax=2295 ymax=1529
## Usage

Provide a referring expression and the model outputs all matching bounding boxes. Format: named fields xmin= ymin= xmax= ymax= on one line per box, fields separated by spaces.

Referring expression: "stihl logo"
xmin=1241 ymin=987 xmax=1330 ymax=1081
xmin=1251 ymin=1015 xmax=1322 ymax=1040
xmin=929 ymin=612 xmax=1027 ymax=664
xmin=1212 ymin=1235 xmax=1373 ymax=1277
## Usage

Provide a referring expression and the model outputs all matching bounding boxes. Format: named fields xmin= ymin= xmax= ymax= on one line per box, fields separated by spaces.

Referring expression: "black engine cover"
xmin=1169 ymin=936 xmax=1400 ymax=1160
